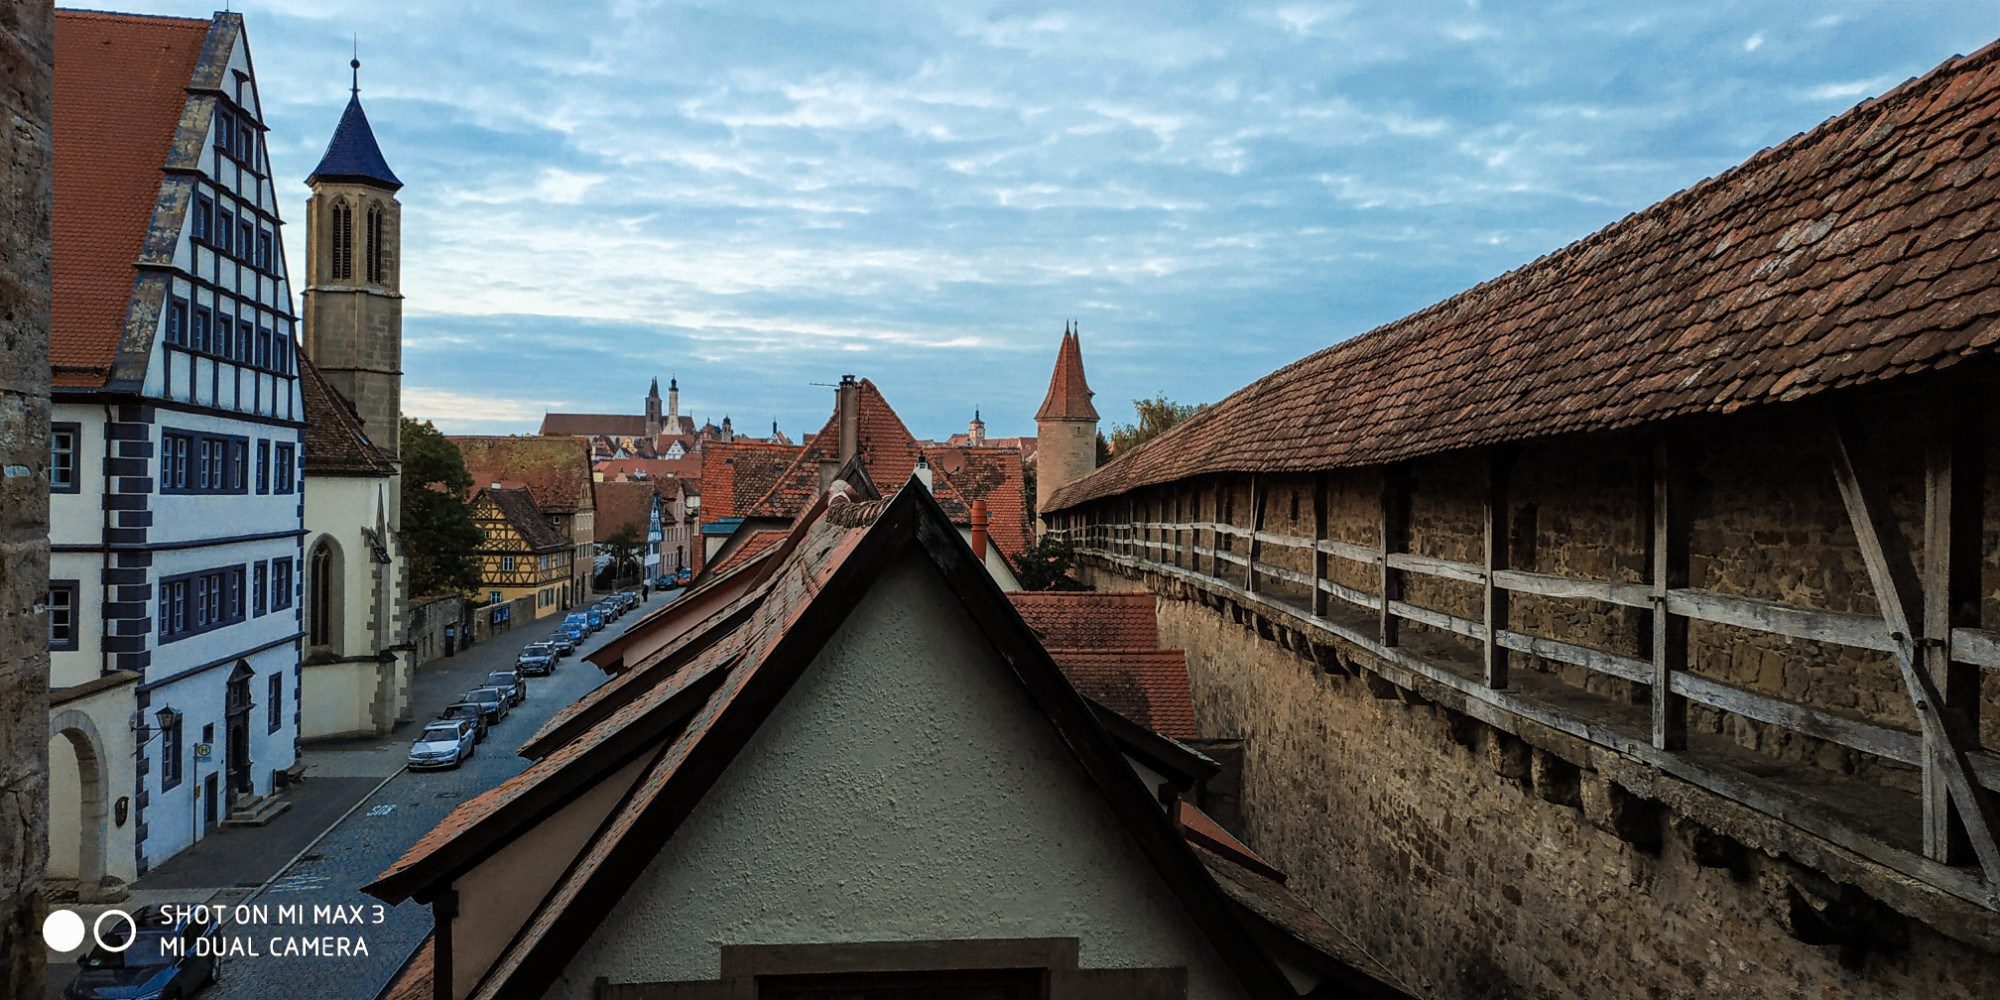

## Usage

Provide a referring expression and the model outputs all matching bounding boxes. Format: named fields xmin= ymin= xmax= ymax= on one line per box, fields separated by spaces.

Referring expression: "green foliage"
xmin=1014 ymin=534 xmax=1086 ymax=591
xmin=1106 ymin=394 xmax=1202 ymax=460
xmin=399 ymin=417 xmax=483 ymax=598
xmin=597 ymin=522 xmax=646 ymax=588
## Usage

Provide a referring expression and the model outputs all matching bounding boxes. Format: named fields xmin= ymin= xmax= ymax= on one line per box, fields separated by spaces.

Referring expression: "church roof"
xmin=308 ymin=89 xmax=402 ymax=191
xmin=300 ymin=357 xmax=394 ymax=477
xmin=1035 ymin=328 xmax=1100 ymax=422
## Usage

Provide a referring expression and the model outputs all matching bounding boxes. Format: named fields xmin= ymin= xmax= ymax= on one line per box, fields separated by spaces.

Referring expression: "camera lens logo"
xmin=41 ymin=908 xmax=138 ymax=952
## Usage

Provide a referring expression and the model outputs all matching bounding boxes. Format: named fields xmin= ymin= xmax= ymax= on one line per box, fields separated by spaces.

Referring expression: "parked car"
xmin=653 ymin=575 xmax=675 ymax=589
xmin=465 ymin=687 xmax=510 ymax=724
xmin=585 ymin=608 xmax=605 ymax=631
xmin=593 ymin=599 xmax=618 ymax=621
xmin=487 ymin=669 xmax=528 ymax=705
xmin=545 ymin=632 xmax=575 ymax=656
xmin=516 ymin=644 xmax=556 ymax=678
xmin=63 ymin=905 xmax=217 ymax=1000
xmin=436 ymin=703 xmax=491 ymax=743
xmin=618 ymin=591 xmax=640 ymax=610
xmin=408 ymin=719 xmax=475 ymax=770
xmin=561 ymin=620 xmax=588 ymax=643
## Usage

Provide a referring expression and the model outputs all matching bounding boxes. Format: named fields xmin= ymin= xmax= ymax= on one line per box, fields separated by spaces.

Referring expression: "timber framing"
xmin=1048 ymin=387 xmax=2000 ymax=935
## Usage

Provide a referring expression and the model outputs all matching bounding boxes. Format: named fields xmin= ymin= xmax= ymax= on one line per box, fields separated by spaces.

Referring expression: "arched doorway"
xmin=225 ymin=661 xmax=255 ymax=800
xmin=308 ymin=535 xmax=343 ymax=655
xmin=47 ymin=708 xmax=111 ymax=901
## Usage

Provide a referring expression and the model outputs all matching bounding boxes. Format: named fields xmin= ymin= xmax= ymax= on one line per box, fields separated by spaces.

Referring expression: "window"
xmin=165 ymin=298 xmax=188 ymax=345
xmin=256 ymin=231 xmax=272 ymax=272
xmin=488 ymin=591 xmax=502 ymax=604
xmin=216 ymin=210 xmax=233 ymax=255
xmin=274 ymin=442 xmax=296 ymax=493
xmin=236 ymin=112 xmax=255 ymax=161
xmin=50 ymin=423 xmax=78 ymax=493
xmin=161 ymin=430 xmax=247 ymax=495
xmin=215 ymin=312 xmax=234 ymax=359
xmin=47 ymin=581 xmax=78 ymax=651
xmin=331 ymin=200 xmax=353 ymax=280
xmin=191 ymin=309 xmax=211 ymax=353
xmin=215 ymin=112 xmax=233 ymax=155
xmin=256 ymin=326 xmax=272 ymax=369
xmin=271 ymin=558 xmax=293 ymax=611
xmin=366 ymin=204 xmax=385 ymax=283
xmin=268 ymin=674 xmax=282 ymax=734
xmin=500 ymin=555 xmax=515 ymax=572
xmin=192 ymin=195 xmax=212 ymax=242
xmin=157 ymin=567 xmax=245 ymax=642
xmin=239 ymin=222 xmax=254 ymax=264
xmin=256 ymin=440 xmax=269 ymax=493
xmin=160 ymin=713 xmax=183 ymax=791
xmin=253 ymin=561 xmax=267 ymax=616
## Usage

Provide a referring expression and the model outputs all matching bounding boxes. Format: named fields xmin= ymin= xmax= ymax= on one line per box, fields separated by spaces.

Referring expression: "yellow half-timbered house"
xmin=469 ymin=487 xmax=571 ymax=619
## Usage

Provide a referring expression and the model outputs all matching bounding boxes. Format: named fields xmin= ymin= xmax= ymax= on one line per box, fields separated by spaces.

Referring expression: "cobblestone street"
xmin=45 ymin=594 xmax=667 ymax=1000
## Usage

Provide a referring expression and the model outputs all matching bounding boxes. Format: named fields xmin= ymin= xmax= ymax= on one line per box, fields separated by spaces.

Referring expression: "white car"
xmin=408 ymin=720 xmax=475 ymax=770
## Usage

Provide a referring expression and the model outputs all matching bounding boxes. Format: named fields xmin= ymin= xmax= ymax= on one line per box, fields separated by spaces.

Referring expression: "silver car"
xmin=408 ymin=720 xmax=475 ymax=770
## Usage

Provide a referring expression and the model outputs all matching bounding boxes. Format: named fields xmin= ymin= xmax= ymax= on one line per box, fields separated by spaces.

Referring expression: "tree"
xmin=596 ymin=522 xmax=645 ymax=589
xmin=1106 ymin=394 xmax=1202 ymax=460
xmin=399 ymin=417 xmax=483 ymax=598
xmin=1014 ymin=534 xmax=1087 ymax=591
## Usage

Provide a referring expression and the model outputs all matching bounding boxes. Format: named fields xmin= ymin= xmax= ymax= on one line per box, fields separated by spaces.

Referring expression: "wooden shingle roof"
xmin=1050 ymin=40 xmax=2000 ymax=511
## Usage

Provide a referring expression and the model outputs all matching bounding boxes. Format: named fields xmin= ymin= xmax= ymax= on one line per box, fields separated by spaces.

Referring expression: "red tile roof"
xmin=930 ymin=446 xmax=1030 ymax=557
xmin=1041 ymin=648 xmax=1198 ymax=740
xmin=1035 ymin=327 xmax=1099 ymax=422
xmin=540 ymin=412 xmax=649 ymax=436
xmin=478 ymin=487 xmax=568 ymax=552
xmin=742 ymin=379 xmax=977 ymax=524
xmin=1051 ymin=41 xmax=2000 ymax=512
xmin=371 ymin=483 xmax=1332 ymax=1000
xmin=450 ymin=435 xmax=595 ymax=514
xmin=595 ymin=456 xmax=700 ymax=482
xmin=705 ymin=528 xmax=786 ymax=578
xmin=51 ymin=10 xmax=211 ymax=385
xmin=380 ymin=935 xmax=433 ymax=1000
xmin=300 ymin=357 xmax=394 ymax=477
xmin=1007 ymin=591 xmax=1159 ymax=649
xmin=593 ymin=480 xmax=660 ymax=539
xmin=698 ymin=440 xmax=803 ymax=519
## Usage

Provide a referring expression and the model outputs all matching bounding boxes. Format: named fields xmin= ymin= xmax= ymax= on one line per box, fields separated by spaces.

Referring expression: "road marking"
xmin=367 ymin=804 xmax=396 ymax=817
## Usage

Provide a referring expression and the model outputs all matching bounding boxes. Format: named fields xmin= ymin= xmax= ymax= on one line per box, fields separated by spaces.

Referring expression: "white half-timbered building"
xmin=49 ymin=9 xmax=305 ymax=892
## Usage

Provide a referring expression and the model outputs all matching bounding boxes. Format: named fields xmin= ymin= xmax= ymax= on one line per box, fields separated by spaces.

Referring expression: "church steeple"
xmin=307 ymin=59 xmax=402 ymax=191
xmin=644 ymin=377 xmax=663 ymax=437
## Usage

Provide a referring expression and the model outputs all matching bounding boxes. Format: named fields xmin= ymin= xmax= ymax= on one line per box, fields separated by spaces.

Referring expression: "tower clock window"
xmin=331 ymin=199 xmax=353 ymax=279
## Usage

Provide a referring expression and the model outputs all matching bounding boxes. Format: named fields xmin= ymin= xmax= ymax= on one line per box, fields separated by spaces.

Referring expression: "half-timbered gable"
xmin=469 ymin=487 xmax=570 ymax=617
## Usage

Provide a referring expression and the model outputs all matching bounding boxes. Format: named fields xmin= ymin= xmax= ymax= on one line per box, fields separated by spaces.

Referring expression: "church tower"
xmin=668 ymin=376 xmax=680 ymax=428
xmin=1034 ymin=322 xmax=1100 ymax=530
xmin=645 ymin=377 xmax=663 ymax=436
xmin=303 ymin=59 xmax=403 ymax=459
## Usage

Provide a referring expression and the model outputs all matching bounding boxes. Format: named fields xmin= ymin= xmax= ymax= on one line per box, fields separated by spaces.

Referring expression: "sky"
xmin=105 ymin=1 xmax=2000 ymax=440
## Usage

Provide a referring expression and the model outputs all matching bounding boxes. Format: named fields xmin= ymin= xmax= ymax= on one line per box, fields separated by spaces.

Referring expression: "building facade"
xmin=468 ymin=488 xmax=571 ymax=619
xmin=48 ymin=10 xmax=306 ymax=888
xmin=451 ymin=435 xmax=596 ymax=608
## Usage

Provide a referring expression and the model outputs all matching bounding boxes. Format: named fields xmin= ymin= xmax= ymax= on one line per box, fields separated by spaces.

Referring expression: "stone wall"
xmin=1120 ymin=589 xmax=2000 ymax=998
xmin=408 ymin=593 xmax=463 ymax=666
xmin=0 ymin=3 xmax=53 ymax=996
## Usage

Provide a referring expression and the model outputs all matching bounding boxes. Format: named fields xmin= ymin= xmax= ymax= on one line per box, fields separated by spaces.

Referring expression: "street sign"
xmin=194 ymin=742 xmax=212 ymax=760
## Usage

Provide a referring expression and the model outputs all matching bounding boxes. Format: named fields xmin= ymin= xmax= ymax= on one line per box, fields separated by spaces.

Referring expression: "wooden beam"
xmin=1491 ymin=569 xmax=1652 ymax=608
xmin=1651 ymin=434 xmax=1689 ymax=751
xmin=1379 ymin=465 xmax=1408 ymax=647
xmin=1385 ymin=552 xmax=1485 ymax=584
xmin=1832 ymin=424 xmax=2000 ymax=896
xmin=1484 ymin=449 xmax=1514 ymax=689
xmin=1924 ymin=396 xmax=1986 ymax=865
xmin=1245 ymin=474 xmax=1266 ymax=594
xmin=1312 ymin=472 xmax=1330 ymax=619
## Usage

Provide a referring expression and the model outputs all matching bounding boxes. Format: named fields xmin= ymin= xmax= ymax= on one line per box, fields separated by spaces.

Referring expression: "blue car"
xmin=64 ymin=905 xmax=218 ymax=999
xmin=586 ymin=608 xmax=604 ymax=631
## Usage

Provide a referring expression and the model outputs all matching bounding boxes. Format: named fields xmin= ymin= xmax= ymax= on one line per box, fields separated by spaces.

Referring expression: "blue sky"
xmin=113 ymin=1 xmax=2000 ymax=440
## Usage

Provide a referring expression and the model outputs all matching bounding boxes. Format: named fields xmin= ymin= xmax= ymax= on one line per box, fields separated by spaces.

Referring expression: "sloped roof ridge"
xmin=54 ymin=8 xmax=208 ymax=27
xmin=1048 ymin=40 xmax=2000 ymax=510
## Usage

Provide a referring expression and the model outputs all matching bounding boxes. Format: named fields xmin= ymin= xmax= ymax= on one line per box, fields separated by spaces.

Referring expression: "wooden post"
xmin=1312 ymin=472 xmax=1330 ymax=619
xmin=1651 ymin=435 xmax=1689 ymax=751
xmin=1245 ymin=474 xmax=1265 ymax=594
xmin=1923 ymin=396 xmax=1984 ymax=865
xmin=1212 ymin=479 xmax=1224 ymax=580
xmin=1833 ymin=423 xmax=2000 ymax=892
xmin=1380 ymin=465 xmax=1408 ymax=647
xmin=1483 ymin=450 xmax=1514 ymax=689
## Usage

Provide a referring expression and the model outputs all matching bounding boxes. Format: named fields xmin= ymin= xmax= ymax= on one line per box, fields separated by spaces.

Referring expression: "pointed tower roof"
xmin=1035 ymin=326 xmax=1099 ymax=422
xmin=307 ymin=62 xmax=402 ymax=191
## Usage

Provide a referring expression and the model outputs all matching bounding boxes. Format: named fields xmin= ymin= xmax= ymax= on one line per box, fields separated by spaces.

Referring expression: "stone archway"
xmin=47 ymin=708 xmax=118 ymax=901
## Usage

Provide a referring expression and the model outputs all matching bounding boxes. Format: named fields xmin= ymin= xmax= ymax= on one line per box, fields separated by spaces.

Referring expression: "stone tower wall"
xmin=1035 ymin=418 xmax=1096 ymax=519
xmin=302 ymin=183 xmax=403 ymax=459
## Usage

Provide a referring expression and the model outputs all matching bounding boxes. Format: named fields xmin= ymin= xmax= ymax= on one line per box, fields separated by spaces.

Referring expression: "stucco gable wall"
xmin=550 ymin=553 xmax=1248 ymax=999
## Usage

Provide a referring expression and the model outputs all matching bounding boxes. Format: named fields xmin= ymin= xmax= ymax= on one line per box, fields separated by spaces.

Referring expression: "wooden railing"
xmin=1049 ymin=418 xmax=2000 ymax=910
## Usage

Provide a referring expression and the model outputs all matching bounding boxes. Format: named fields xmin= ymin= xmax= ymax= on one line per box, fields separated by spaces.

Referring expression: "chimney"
xmin=914 ymin=452 xmax=932 ymax=492
xmin=970 ymin=499 xmax=989 ymax=561
xmin=837 ymin=375 xmax=860 ymax=463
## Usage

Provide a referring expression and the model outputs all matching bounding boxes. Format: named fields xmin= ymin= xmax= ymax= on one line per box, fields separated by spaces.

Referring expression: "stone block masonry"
xmin=0 ymin=3 xmax=54 ymax=997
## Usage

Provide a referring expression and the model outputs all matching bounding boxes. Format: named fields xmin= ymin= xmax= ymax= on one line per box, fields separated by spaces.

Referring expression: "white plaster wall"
xmin=299 ymin=659 xmax=374 ymax=738
xmin=48 ymin=685 xmax=141 ymax=887
xmin=144 ymin=640 xmax=298 ymax=865
xmin=48 ymin=403 xmax=105 ymax=547
xmin=549 ymin=554 xmax=1248 ymax=1000
xmin=48 ymin=548 xmax=105 ymax=688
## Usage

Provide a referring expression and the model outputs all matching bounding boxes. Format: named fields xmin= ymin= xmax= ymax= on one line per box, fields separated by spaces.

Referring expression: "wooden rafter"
xmin=1830 ymin=425 xmax=2000 ymax=896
